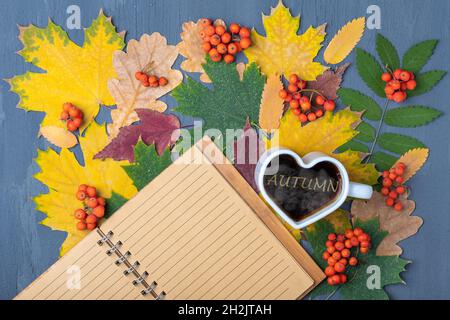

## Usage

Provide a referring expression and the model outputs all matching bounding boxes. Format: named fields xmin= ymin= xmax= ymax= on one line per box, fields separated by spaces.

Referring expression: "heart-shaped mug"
xmin=255 ymin=148 xmax=373 ymax=229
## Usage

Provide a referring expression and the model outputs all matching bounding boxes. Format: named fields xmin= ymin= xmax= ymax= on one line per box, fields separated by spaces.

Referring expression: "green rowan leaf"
xmin=378 ymin=133 xmax=426 ymax=155
xmin=376 ymin=34 xmax=400 ymax=70
xmin=408 ymin=71 xmax=446 ymax=97
xmin=355 ymin=48 xmax=385 ymax=97
xmin=385 ymin=106 xmax=442 ymax=127
xmin=402 ymin=40 xmax=438 ymax=73
xmin=338 ymin=88 xmax=382 ymax=120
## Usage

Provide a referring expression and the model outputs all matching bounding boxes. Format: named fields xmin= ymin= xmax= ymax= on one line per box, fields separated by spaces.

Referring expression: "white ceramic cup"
xmin=255 ymin=148 xmax=373 ymax=229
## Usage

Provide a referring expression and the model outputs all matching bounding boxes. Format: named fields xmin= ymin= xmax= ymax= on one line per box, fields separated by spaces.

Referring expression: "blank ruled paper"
xmin=15 ymin=137 xmax=319 ymax=300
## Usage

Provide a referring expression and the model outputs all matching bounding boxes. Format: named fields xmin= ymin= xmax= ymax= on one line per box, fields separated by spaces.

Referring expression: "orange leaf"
xmin=393 ymin=148 xmax=429 ymax=182
xmin=259 ymin=75 xmax=285 ymax=132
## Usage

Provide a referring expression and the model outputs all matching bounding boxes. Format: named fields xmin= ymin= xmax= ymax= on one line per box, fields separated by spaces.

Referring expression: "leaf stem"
xmin=365 ymin=99 xmax=390 ymax=163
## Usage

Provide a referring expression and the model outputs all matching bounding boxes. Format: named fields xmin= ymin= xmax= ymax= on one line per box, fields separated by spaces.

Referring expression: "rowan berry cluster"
xmin=323 ymin=228 xmax=372 ymax=286
xmin=135 ymin=71 xmax=168 ymax=88
xmin=60 ymin=103 xmax=83 ymax=132
xmin=381 ymin=162 xmax=407 ymax=211
xmin=382 ymin=69 xmax=417 ymax=103
xmin=199 ymin=18 xmax=252 ymax=64
xmin=279 ymin=74 xmax=335 ymax=124
xmin=74 ymin=185 xmax=106 ymax=231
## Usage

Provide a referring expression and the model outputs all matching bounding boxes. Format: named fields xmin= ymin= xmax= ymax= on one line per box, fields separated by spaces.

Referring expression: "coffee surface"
xmin=263 ymin=154 xmax=342 ymax=221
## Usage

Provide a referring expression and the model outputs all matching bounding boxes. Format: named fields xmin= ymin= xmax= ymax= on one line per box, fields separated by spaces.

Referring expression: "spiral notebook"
xmin=15 ymin=136 xmax=324 ymax=300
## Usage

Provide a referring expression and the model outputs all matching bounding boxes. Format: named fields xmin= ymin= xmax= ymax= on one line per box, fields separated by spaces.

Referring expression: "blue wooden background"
xmin=0 ymin=0 xmax=449 ymax=300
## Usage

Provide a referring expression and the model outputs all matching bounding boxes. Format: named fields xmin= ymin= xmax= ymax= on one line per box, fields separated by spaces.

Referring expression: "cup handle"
xmin=348 ymin=182 xmax=373 ymax=199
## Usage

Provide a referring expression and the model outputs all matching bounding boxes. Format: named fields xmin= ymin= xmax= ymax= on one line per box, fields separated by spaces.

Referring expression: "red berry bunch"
xmin=135 ymin=71 xmax=168 ymax=88
xmin=323 ymin=228 xmax=372 ymax=286
xmin=279 ymin=74 xmax=335 ymax=124
xmin=74 ymin=185 xmax=106 ymax=231
xmin=199 ymin=18 xmax=252 ymax=64
xmin=381 ymin=162 xmax=407 ymax=211
xmin=60 ymin=103 xmax=83 ymax=132
xmin=382 ymin=69 xmax=417 ymax=103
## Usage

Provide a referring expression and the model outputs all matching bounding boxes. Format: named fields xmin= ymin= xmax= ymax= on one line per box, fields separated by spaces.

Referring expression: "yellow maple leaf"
xmin=266 ymin=109 xmax=379 ymax=185
xmin=8 ymin=11 xmax=124 ymax=148
xmin=34 ymin=122 xmax=137 ymax=256
xmin=244 ymin=0 xmax=327 ymax=80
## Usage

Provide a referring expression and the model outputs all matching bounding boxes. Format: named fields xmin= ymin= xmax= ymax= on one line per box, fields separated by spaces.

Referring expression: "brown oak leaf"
xmin=351 ymin=191 xmax=423 ymax=256
xmin=307 ymin=63 xmax=350 ymax=100
xmin=95 ymin=109 xmax=180 ymax=162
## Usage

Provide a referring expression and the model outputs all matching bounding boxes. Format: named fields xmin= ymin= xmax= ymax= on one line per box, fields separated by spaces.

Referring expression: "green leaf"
xmin=378 ymin=133 xmax=426 ymax=155
xmin=123 ymin=141 xmax=172 ymax=191
xmin=355 ymin=48 xmax=386 ymax=97
xmin=385 ymin=105 xmax=442 ymax=127
xmin=336 ymin=140 xmax=369 ymax=153
xmin=338 ymin=88 xmax=382 ymax=120
xmin=105 ymin=192 xmax=128 ymax=219
xmin=371 ymin=151 xmax=398 ymax=171
xmin=408 ymin=71 xmax=446 ymax=97
xmin=402 ymin=40 xmax=438 ymax=73
xmin=355 ymin=122 xmax=376 ymax=142
xmin=376 ymin=34 xmax=400 ymax=70
xmin=173 ymin=58 xmax=265 ymax=151
xmin=307 ymin=218 xmax=409 ymax=300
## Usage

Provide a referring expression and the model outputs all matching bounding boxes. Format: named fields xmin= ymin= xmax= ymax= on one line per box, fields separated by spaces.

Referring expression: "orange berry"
xmin=344 ymin=239 xmax=352 ymax=249
xmin=199 ymin=18 xmax=211 ymax=28
xmin=239 ymin=37 xmax=251 ymax=49
xmin=389 ymin=80 xmax=401 ymax=90
xmin=63 ymin=102 xmax=73 ymax=112
xmin=297 ymin=80 xmax=307 ymax=90
xmin=393 ymin=69 xmax=403 ymax=79
xmin=315 ymin=109 xmax=324 ymax=118
xmin=341 ymin=248 xmax=351 ymax=258
xmin=149 ymin=81 xmax=158 ymax=88
xmin=289 ymin=74 xmax=299 ymax=84
xmin=78 ymin=184 xmax=88 ymax=192
xmin=300 ymin=98 xmax=311 ymax=111
xmin=393 ymin=91 xmax=407 ymax=103
xmin=67 ymin=120 xmax=77 ymax=132
xmin=284 ymin=94 xmax=292 ymax=102
xmin=386 ymin=197 xmax=395 ymax=207
xmin=381 ymin=187 xmax=389 ymax=196
xmin=86 ymin=214 xmax=97 ymax=224
xmin=331 ymin=275 xmax=341 ymax=285
xmin=279 ymin=89 xmax=288 ymax=99
xmin=381 ymin=72 xmax=392 ymax=82
xmin=394 ymin=166 xmax=405 ymax=176
xmin=324 ymin=100 xmax=335 ymax=111
xmin=86 ymin=197 xmax=98 ymax=209
xmin=142 ymin=81 xmax=151 ymax=87
xmin=72 ymin=118 xmax=82 ymax=129
xmin=337 ymin=234 xmax=346 ymax=242
xmin=215 ymin=25 xmax=226 ymax=36
xmin=327 ymin=257 xmax=337 ymax=266
xmin=223 ymin=54 xmax=234 ymax=64
xmin=394 ymin=202 xmax=403 ymax=211
xmin=216 ymin=43 xmax=227 ymax=54
xmin=76 ymin=190 xmax=87 ymax=201
xmin=86 ymin=186 xmax=97 ymax=197
xmin=399 ymin=71 xmax=411 ymax=82
xmin=327 ymin=246 xmax=336 ymax=254
xmin=135 ymin=71 xmax=145 ymax=81
xmin=384 ymin=85 xmax=395 ymax=95
xmin=397 ymin=162 xmax=406 ymax=168
xmin=229 ymin=23 xmax=241 ymax=34
xmin=406 ymin=80 xmax=417 ymax=90
xmin=315 ymin=95 xmax=325 ymax=105
xmin=353 ymin=227 xmax=363 ymax=236
xmin=332 ymin=251 xmax=341 ymax=260
xmin=74 ymin=209 xmax=87 ymax=220
xmin=396 ymin=186 xmax=406 ymax=194
xmin=334 ymin=241 xmax=345 ymax=251
xmin=287 ymin=83 xmax=298 ymax=93
xmin=307 ymin=113 xmax=317 ymax=122
xmin=323 ymin=251 xmax=331 ymax=261
xmin=340 ymin=274 xmax=347 ymax=284
xmin=76 ymin=221 xmax=87 ymax=231
xmin=227 ymin=43 xmax=238 ymax=54
xmin=148 ymin=75 xmax=158 ymax=84
xmin=360 ymin=240 xmax=370 ymax=248
xmin=325 ymin=266 xmax=336 ymax=277
xmin=204 ymin=25 xmax=215 ymax=36
xmin=350 ymin=236 xmax=359 ymax=247
xmin=382 ymin=178 xmax=393 ymax=187
xmin=93 ymin=205 xmax=105 ymax=218
xmin=360 ymin=247 xmax=369 ymax=254
xmin=159 ymin=77 xmax=168 ymax=86
xmin=210 ymin=34 xmax=221 ymax=46
xmin=68 ymin=107 xmax=80 ymax=119
xmin=221 ymin=32 xmax=232 ymax=44
xmin=358 ymin=233 xmax=369 ymax=242
xmin=239 ymin=27 xmax=251 ymax=38
xmin=87 ymin=223 xmax=97 ymax=231
xmin=388 ymin=172 xmax=397 ymax=180
xmin=327 ymin=277 xmax=335 ymax=286
xmin=97 ymin=197 xmax=106 ymax=206
xmin=349 ymin=257 xmax=358 ymax=266
xmin=290 ymin=100 xmax=300 ymax=109
xmin=202 ymin=41 xmax=212 ymax=52
xmin=199 ymin=30 xmax=207 ymax=39
xmin=334 ymin=262 xmax=345 ymax=273
xmin=209 ymin=48 xmax=222 ymax=62
xmin=325 ymin=240 xmax=335 ymax=248
xmin=60 ymin=111 xmax=69 ymax=121
xmin=339 ymin=258 xmax=348 ymax=266
xmin=401 ymin=82 xmax=408 ymax=91
xmin=345 ymin=229 xmax=354 ymax=239
xmin=328 ymin=233 xmax=337 ymax=241
xmin=298 ymin=114 xmax=308 ymax=123
xmin=395 ymin=176 xmax=404 ymax=184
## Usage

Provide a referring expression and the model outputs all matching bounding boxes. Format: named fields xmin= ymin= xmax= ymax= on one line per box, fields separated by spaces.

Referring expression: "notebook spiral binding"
xmin=96 ymin=228 xmax=166 ymax=300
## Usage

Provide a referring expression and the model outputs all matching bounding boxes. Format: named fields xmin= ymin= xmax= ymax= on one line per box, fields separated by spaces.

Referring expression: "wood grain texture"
xmin=0 ymin=0 xmax=449 ymax=300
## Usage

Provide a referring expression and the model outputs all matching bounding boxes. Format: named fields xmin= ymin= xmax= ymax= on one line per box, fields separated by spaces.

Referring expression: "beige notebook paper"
xmin=16 ymin=137 xmax=324 ymax=300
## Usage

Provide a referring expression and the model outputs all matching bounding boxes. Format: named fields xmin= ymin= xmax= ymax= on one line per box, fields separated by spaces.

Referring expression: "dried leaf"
xmin=259 ymin=75 xmax=285 ymax=132
xmin=307 ymin=63 xmax=349 ymax=100
xmin=108 ymin=33 xmax=182 ymax=138
xmin=8 ymin=11 xmax=125 ymax=148
xmin=351 ymin=192 xmax=423 ymax=256
xmin=233 ymin=119 xmax=265 ymax=192
xmin=95 ymin=109 xmax=180 ymax=162
xmin=244 ymin=0 xmax=327 ymax=80
xmin=39 ymin=126 xmax=78 ymax=149
xmin=178 ymin=19 xmax=225 ymax=83
xmin=393 ymin=148 xmax=429 ymax=182
xmin=324 ymin=17 xmax=365 ymax=64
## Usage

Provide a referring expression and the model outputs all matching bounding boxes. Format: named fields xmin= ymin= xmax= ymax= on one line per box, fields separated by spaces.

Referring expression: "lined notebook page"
xmin=15 ymin=139 xmax=315 ymax=300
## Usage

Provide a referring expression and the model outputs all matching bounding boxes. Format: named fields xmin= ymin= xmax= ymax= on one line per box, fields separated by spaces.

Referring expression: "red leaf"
xmin=95 ymin=109 xmax=180 ymax=162
xmin=233 ymin=119 xmax=265 ymax=192
xmin=307 ymin=63 xmax=350 ymax=100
